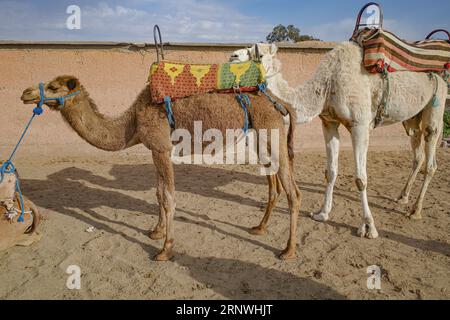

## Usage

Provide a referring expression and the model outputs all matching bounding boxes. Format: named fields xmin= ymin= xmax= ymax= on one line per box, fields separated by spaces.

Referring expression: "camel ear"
xmin=66 ymin=78 xmax=78 ymax=91
xmin=270 ymin=43 xmax=278 ymax=55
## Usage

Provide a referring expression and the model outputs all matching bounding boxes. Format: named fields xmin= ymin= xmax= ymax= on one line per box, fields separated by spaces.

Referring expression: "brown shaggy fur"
xmin=21 ymin=75 xmax=300 ymax=261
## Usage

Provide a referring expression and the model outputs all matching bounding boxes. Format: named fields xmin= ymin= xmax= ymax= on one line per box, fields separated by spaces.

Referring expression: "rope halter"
xmin=36 ymin=82 xmax=81 ymax=113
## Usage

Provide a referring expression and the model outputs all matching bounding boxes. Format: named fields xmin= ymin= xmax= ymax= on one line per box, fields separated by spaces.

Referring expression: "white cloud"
xmin=0 ymin=0 xmax=272 ymax=43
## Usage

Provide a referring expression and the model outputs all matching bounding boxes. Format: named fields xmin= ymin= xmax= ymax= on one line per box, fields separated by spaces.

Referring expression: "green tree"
xmin=266 ymin=24 xmax=319 ymax=43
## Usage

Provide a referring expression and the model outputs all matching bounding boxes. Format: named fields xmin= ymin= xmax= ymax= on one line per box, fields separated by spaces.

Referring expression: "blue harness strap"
xmin=258 ymin=83 xmax=289 ymax=117
xmin=164 ymin=96 xmax=176 ymax=129
xmin=235 ymin=93 xmax=251 ymax=134
xmin=38 ymin=83 xmax=80 ymax=108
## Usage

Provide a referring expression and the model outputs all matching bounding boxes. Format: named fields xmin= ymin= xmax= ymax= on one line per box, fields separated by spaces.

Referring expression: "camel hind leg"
xmin=276 ymin=155 xmax=301 ymax=260
xmin=257 ymin=125 xmax=301 ymax=259
xmin=250 ymin=174 xmax=282 ymax=236
xmin=277 ymin=163 xmax=301 ymax=260
xmin=396 ymin=115 xmax=425 ymax=205
xmin=408 ymin=104 xmax=444 ymax=220
xmin=149 ymin=174 xmax=167 ymax=240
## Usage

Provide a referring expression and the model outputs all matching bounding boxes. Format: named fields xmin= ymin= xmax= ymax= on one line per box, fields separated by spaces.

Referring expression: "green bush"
xmin=444 ymin=110 xmax=450 ymax=138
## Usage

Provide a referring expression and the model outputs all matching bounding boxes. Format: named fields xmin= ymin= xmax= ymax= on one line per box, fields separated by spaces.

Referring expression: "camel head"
xmin=21 ymin=75 xmax=82 ymax=110
xmin=229 ymin=48 xmax=251 ymax=62
xmin=230 ymin=43 xmax=282 ymax=78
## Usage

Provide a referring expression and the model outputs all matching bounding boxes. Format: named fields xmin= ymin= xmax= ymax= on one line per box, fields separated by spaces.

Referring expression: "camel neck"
xmin=60 ymin=88 xmax=138 ymax=151
xmin=266 ymin=65 xmax=327 ymax=124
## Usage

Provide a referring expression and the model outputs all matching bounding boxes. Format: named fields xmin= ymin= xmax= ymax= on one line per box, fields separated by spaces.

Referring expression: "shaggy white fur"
xmin=232 ymin=42 xmax=448 ymax=235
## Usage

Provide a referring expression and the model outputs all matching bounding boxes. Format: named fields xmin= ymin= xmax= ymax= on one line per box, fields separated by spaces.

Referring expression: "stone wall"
xmin=0 ymin=41 xmax=409 ymax=159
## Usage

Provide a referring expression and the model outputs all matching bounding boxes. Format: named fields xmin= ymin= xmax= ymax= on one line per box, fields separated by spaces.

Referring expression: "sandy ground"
xmin=0 ymin=149 xmax=449 ymax=300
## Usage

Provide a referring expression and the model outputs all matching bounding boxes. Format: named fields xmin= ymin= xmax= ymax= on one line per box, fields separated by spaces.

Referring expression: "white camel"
xmin=231 ymin=42 xmax=447 ymax=239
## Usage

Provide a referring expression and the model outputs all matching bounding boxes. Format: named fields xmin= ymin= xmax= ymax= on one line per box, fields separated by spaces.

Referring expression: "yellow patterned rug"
xmin=149 ymin=60 xmax=265 ymax=104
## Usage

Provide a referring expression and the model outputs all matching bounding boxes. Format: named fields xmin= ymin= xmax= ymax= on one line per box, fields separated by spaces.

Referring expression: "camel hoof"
xmin=409 ymin=212 xmax=423 ymax=221
xmin=249 ymin=226 xmax=266 ymax=236
xmin=149 ymin=229 xmax=165 ymax=240
xmin=396 ymin=196 xmax=409 ymax=205
xmin=279 ymin=250 xmax=296 ymax=261
xmin=153 ymin=249 xmax=173 ymax=262
xmin=357 ymin=224 xmax=379 ymax=239
xmin=408 ymin=206 xmax=423 ymax=220
xmin=312 ymin=212 xmax=329 ymax=222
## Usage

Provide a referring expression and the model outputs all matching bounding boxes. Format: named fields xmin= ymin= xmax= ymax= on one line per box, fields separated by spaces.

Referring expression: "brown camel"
xmin=0 ymin=163 xmax=41 ymax=251
xmin=21 ymin=75 xmax=300 ymax=261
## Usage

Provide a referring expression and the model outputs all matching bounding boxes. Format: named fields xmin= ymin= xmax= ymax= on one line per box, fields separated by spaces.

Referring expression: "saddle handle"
xmin=153 ymin=25 xmax=165 ymax=63
xmin=426 ymin=29 xmax=450 ymax=41
xmin=352 ymin=2 xmax=384 ymax=37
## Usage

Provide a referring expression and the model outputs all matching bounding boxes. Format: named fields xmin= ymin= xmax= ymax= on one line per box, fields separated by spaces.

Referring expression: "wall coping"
xmin=0 ymin=40 xmax=335 ymax=51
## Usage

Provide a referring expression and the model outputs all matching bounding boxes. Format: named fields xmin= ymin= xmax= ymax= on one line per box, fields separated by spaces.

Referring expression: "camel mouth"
xmin=21 ymin=91 xmax=40 ymax=105
xmin=21 ymin=98 xmax=40 ymax=105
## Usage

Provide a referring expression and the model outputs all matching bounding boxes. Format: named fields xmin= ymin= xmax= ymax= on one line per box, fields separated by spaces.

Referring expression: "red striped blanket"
xmin=354 ymin=28 xmax=450 ymax=74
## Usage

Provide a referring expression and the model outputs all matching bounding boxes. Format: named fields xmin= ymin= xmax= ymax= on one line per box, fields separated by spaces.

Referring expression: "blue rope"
xmin=235 ymin=93 xmax=250 ymax=134
xmin=7 ymin=112 xmax=38 ymax=163
xmin=1 ymin=82 xmax=80 ymax=222
xmin=258 ymin=83 xmax=288 ymax=116
xmin=0 ymin=161 xmax=26 ymax=222
xmin=164 ymin=96 xmax=176 ymax=129
xmin=2 ymin=107 xmax=42 ymax=222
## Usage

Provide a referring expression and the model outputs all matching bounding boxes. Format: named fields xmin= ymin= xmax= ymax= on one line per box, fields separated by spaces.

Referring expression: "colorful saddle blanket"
xmin=354 ymin=28 xmax=450 ymax=74
xmin=149 ymin=60 xmax=265 ymax=104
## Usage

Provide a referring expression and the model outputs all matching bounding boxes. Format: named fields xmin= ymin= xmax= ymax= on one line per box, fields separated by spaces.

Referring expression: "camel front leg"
xmin=313 ymin=119 xmax=340 ymax=222
xmin=152 ymin=151 xmax=176 ymax=261
xmin=149 ymin=174 xmax=167 ymax=240
xmin=351 ymin=126 xmax=379 ymax=239
xmin=396 ymin=117 xmax=425 ymax=205
xmin=250 ymin=174 xmax=282 ymax=235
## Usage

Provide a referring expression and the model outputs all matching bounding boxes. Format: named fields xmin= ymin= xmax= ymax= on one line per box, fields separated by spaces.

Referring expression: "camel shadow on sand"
xmin=21 ymin=165 xmax=286 ymax=258
xmin=20 ymin=165 xmax=348 ymax=299
xmin=175 ymin=254 xmax=346 ymax=299
xmin=21 ymin=163 xmax=450 ymax=260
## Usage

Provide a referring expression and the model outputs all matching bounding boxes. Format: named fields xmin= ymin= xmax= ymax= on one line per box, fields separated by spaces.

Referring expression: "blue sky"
xmin=0 ymin=0 xmax=449 ymax=43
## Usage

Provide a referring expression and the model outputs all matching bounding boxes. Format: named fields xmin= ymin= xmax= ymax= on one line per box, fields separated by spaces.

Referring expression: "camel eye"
xmin=48 ymin=84 xmax=58 ymax=91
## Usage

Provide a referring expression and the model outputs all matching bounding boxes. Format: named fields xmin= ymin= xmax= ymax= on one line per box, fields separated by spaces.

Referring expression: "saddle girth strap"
xmin=164 ymin=96 xmax=176 ymax=130
xmin=235 ymin=93 xmax=252 ymax=134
